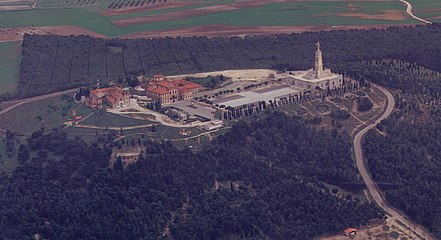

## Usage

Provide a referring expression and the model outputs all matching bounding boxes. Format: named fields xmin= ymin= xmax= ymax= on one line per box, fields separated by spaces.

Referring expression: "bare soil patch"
xmin=0 ymin=5 xmax=32 ymax=11
xmin=112 ymin=4 xmax=238 ymax=27
xmin=0 ymin=26 xmax=106 ymax=42
xmin=318 ymin=9 xmax=407 ymax=21
xmin=233 ymin=0 xmax=393 ymax=7
xmin=347 ymin=3 xmax=356 ymax=11
xmin=111 ymin=0 xmax=322 ymax=27
xmin=101 ymin=1 xmax=200 ymax=16
xmin=414 ymin=8 xmax=441 ymax=13
xmin=0 ymin=22 xmax=419 ymax=43
xmin=122 ymin=23 xmax=417 ymax=39
xmin=427 ymin=16 xmax=441 ymax=20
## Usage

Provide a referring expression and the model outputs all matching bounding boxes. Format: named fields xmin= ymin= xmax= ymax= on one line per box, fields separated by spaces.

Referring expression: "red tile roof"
xmin=174 ymin=79 xmax=201 ymax=89
xmin=157 ymin=80 xmax=177 ymax=89
xmin=344 ymin=228 xmax=358 ymax=235
xmin=146 ymin=78 xmax=201 ymax=96
xmin=147 ymin=86 xmax=169 ymax=95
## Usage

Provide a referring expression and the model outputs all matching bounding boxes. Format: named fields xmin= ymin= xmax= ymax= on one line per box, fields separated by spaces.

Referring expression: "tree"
xmin=357 ymin=97 xmax=373 ymax=111
xmin=114 ymin=156 xmax=124 ymax=172
xmin=17 ymin=144 xmax=30 ymax=163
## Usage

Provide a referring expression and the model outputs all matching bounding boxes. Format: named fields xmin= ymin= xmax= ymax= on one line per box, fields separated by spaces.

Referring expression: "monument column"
xmin=314 ymin=41 xmax=324 ymax=78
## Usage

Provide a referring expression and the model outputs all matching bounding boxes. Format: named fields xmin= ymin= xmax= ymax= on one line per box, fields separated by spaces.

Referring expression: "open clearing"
xmin=0 ymin=94 xmax=92 ymax=135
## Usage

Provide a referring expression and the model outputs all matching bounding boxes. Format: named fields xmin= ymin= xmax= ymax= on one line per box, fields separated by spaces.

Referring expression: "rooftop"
xmin=214 ymin=85 xmax=300 ymax=108
xmin=292 ymin=69 xmax=341 ymax=82
xmin=147 ymin=86 xmax=169 ymax=95
xmin=344 ymin=228 xmax=358 ymax=234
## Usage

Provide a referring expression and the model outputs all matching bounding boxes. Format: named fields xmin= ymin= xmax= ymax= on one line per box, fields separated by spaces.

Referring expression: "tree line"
xmin=11 ymin=24 xmax=441 ymax=99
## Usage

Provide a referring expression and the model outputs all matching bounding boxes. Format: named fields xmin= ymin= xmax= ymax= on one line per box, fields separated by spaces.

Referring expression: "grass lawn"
xmin=80 ymin=111 xmax=154 ymax=127
xmin=0 ymin=94 xmax=92 ymax=135
xmin=0 ymin=41 xmax=21 ymax=94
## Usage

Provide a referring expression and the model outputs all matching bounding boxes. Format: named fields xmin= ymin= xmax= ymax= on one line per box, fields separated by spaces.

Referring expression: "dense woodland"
xmin=6 ymin=23 xmax=441 ymax=239
xmin=353 ymin=59 xmax=441 ymax=238
xmin=333 ymin=59 xmax=441 ymax=104
xmin=0 ymin=113 xmax=383 ymax=239
xmin=13 ymin=24 xmax=441 ymax=98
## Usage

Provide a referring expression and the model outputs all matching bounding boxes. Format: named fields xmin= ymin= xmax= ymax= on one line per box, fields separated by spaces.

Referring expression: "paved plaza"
xmin=213 ymin=85 xmax=301 ymax=108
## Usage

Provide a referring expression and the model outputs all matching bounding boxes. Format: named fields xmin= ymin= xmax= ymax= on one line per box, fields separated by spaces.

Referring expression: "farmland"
xmin=409 ymin=0 xmax=441 ymax=22
xmin=0 ymin=0 xmax=419 ymax=41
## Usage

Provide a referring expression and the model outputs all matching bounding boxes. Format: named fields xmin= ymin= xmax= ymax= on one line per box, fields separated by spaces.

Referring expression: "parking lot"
xmin=171 ymin=100 xmax=216 ymax=120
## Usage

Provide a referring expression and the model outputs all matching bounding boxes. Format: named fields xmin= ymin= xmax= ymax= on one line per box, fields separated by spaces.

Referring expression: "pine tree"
xmin=114 ymin=156 xmax=124 ymax=172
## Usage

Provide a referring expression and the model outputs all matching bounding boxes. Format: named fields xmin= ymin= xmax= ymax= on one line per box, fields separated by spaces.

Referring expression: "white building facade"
xmin=286 ymin=42 xmax=343 ymax=90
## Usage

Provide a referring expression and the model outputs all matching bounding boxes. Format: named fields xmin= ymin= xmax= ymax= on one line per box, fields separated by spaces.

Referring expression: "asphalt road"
xmin=354 ymin=84 xmax=436 ymax=240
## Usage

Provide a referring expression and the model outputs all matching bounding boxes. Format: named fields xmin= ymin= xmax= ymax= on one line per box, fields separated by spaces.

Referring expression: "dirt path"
xmin=353 ymin=83 xmax=436 ymax=240
xmin=74 ymin=123 xmax=154 ymax=130
xmin=0 ymin=88 xmax=79 ymax=117
xmin=399 ymin=0 xmax=431 ymax=24
xmin=107 ymin=106 xmax=210 ymax=128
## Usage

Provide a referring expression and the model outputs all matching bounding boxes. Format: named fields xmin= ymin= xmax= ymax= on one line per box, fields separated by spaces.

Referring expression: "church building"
xmin=288 ymin=42 xmax=343 ymax=90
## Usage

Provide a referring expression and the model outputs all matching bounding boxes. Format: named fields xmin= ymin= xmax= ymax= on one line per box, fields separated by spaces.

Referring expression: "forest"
xmin=0 ymin=113 xmax=383 ymax=239
xmin=353 ymin=58 xmax=441 ymax=238
xmin=12 ymin=23 xmax=441 ymax=99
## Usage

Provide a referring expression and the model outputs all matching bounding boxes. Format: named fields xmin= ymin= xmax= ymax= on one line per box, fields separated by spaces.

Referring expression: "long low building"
xmin=213 ymin=85 xmax=300 ymax=108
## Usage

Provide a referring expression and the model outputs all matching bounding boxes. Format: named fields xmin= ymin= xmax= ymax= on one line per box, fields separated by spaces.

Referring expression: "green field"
xmin=407 ymin=0 xmax=441 ymax=22
xmin=0 ymin=1 xmax=417 ymax=37
xmin=0 ymin=94 xmax=92 ymax=135
xmin=148 ymin=1 xmax=415 ymax=29
xmin=0 ymin=41 xmax=21 ymax=95
xmin=80 ymin=111 xmax=154 ymax=127
xmin=407 ymin=0 xmax=441 ymax=11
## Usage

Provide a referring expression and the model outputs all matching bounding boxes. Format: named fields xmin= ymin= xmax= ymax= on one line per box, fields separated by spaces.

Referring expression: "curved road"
xmin=354 ymin=84 xmax=436 ymax=240
xmin=399 ymin=0 xmax=431 ymax=24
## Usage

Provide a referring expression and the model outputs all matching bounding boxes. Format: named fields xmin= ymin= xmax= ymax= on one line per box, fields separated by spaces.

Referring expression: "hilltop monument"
xmin=314 ymin=41 xmax=324 ymax=78
xmin=289 ymin=41 xmax=343 ymax=90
